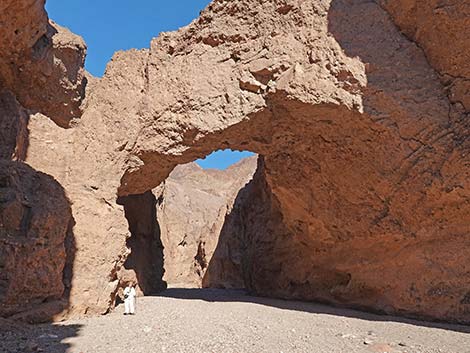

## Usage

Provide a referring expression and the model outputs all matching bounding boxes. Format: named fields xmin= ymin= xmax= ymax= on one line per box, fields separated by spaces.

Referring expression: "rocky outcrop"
xmin=67 ymin=0 xmax=465 ymax=323
xmin=0 ymin=90 xmax=29 ymax=161
xmin=157 ymin=156 xmax=257 ymax=287
xmin=0 ymin=0 xmax=87 ymax=127
xmin=0 ymin=0 xmax=84 ymax=322
xmin=0 ymin=161 xmax=73 ymax=323
xmin=0 ymin=0 xmax=469 ymax=324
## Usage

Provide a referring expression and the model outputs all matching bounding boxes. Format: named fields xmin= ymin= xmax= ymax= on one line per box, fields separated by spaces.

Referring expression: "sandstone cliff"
xmin=0 ymin=0 xmax=469 ymax=324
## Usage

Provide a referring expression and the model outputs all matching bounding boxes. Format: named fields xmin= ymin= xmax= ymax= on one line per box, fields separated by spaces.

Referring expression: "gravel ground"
xmin=2 ymin=288 xmax=470 ymax=353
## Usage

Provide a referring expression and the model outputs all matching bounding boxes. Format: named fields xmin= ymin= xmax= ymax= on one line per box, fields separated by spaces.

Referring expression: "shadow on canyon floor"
xmin=0 ymin=318 xmax=82 ymax=353
xmin=158 ymin=288 xmax=470 ymax=335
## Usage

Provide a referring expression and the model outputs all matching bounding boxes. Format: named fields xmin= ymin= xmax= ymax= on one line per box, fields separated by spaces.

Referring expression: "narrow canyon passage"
xmin=115 ymin=150 xmax=259 ymax=296
xmin=158 ymin=152 xmax=258 ymax=290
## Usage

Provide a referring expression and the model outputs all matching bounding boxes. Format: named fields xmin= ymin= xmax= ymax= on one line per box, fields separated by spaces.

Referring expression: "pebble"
xmin=341 ymin=333 xmax=357 ymax=339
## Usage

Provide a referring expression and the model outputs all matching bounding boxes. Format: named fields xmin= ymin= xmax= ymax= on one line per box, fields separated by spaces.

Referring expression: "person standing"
xmin=123 ymin=282 xmax=136 ymax=315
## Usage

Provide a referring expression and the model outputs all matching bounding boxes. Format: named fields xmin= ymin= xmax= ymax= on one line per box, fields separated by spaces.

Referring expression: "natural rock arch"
xmin=63 ymin=0 xmax=466 ymax=322
xmin=1 ymin=0 xmax=468 ymax=323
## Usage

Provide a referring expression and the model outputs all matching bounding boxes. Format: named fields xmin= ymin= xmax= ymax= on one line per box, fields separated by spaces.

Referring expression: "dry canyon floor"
xmin=2 ymin=289 xmax=470 ymax=353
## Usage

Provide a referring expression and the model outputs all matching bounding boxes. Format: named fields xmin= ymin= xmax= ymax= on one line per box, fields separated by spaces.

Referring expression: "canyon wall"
xmin=0 ymin=0 xmax=85 ymax=322
xmin=157 ymin=156 xmax=257 ymax=287
xmin=0 ymin=160 xmax=73 ymax=323
xmin=0 ymin=0 xmax=469 ymax=324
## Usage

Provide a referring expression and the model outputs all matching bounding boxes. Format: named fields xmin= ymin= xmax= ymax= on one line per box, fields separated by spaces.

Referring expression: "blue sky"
xmin=196 ymin=150 xmax=255 ymax=170
xmin=46 ymin=0 xmax=211 ymax=77
xmin=46 ymin=0 xmax=254 ymax=169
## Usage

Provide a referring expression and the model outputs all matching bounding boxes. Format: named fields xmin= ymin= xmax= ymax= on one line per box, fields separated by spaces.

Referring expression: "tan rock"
xmin=0 ymin=161 xmax=72 ymax=322
xmin=158 ymin=156 xmax=257 ymax=287
xmin=0 ymin=0 xmax=87 ymax=126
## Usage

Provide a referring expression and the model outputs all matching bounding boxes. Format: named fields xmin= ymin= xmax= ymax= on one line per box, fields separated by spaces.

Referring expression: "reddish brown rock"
xmin=0 ymin=90 xmax=29 ymax=161
xmin=380 ymin=0 xmax=470 ymax=80
xmin=65 ymin=0 xmax=464 ymax=323
xmin=381 ymin=0 xmax=470 ymax=149
xmin=0 ymin=0 xmax=48 ymax=57
xmin=0 ymin=0 xmax=87 ymax=127
xmin=0 ymin=0 xmax=469 ymax=325
xmin=0 ymin=161 xmax=73 ymax=322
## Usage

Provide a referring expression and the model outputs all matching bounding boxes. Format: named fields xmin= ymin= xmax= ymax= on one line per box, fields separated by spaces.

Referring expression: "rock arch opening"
xmin=158 ymin=149 xmax=258 ymax=289
xmin=116 ymin=148 xmax=262 ymax=302
xmin=5 ymin=0 xmax=465 ymax=325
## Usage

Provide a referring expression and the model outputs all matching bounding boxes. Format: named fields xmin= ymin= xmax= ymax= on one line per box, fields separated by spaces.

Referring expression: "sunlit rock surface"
xmin=157 ymin=157 xmax=257 ymax=288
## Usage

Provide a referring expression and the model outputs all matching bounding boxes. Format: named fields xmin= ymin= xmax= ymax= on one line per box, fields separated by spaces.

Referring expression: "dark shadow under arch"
xmin=117 ymin=191 xmax=167 ymax=295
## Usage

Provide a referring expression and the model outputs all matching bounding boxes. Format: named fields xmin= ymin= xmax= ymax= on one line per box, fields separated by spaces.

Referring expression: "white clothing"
xmin=123 ymin=286 xmax=136 ymax=314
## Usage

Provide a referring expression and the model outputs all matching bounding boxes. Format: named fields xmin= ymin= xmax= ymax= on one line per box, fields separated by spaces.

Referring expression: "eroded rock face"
xmin=0 ymin=0 xmax=469 ymax=324
xmin=0 ymin=0 xmax=87 ymax=127
xmin=157 ymin=156 xmax=257 ymax=287
xmin=380 ymin=0 xmax=470 ymax=150
xmin=381 ymin=1 xmax=470 ymax=80
xmin=0 ymin=90 xmax=29 ymax=161
xmin=0 ymin=161 xmax=72 ymax=323
xmin=0 ymin=0 xmax=85 ymax=322
xmin=67 ymin=0 xmax=466 ymax=323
